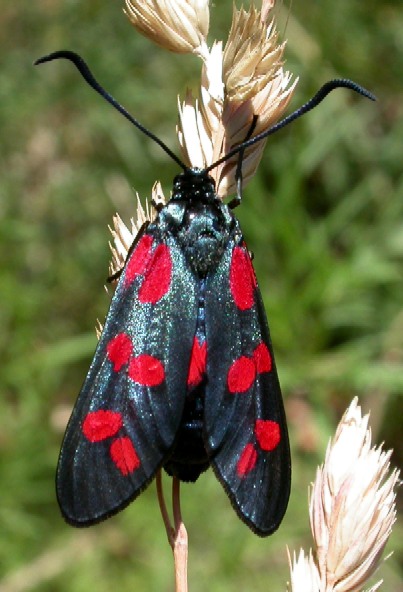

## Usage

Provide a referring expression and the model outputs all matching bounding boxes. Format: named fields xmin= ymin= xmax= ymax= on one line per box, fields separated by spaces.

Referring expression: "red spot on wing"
xmin=107 ymin=333 xmax=133 ymax=372
xmin=227 ymin=356 xmax=256 ymax=393
xmin=110 ymin=437 xmax=140 ymax=475
xmin=124 ymin=235 xmax=154 ymax=288
xmin=82 ymin=410 xmax=123 ymax=442
xmin=253 ymin=342 xmax=272 ymax=373
xmin=255 ymin=419 xmax=281 ymax=451
xmin=230 ymin=246 xmax=257 ymax=311
xmin=139 ymin=244 xmax=172 ymax=303
xmin=237 ymin=443 xmax=258 ymax=477
xmin=187 ymin=338 xmax=207 ymax=388
xmin=129 ymin=354 xmax=165 ymax=386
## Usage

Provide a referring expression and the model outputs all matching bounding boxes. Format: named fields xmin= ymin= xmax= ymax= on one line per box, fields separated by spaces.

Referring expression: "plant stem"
xmin=156 ymin=472 xmax=188 ymax=592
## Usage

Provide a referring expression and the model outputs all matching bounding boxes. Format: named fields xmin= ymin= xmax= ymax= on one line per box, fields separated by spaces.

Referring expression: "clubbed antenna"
xmin=205 ymin=79 xmax=376 ymax=174
xmin=34 ymin=50 xmax=187 ymax=171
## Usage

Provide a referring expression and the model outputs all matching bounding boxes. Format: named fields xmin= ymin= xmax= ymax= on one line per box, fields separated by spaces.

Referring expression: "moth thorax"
xmin=177 ymin=204 xmax=230 ymax=276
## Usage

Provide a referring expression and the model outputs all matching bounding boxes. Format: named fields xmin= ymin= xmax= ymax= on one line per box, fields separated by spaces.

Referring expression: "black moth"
xmin=35 ymin=51 xmax=374 ymax=536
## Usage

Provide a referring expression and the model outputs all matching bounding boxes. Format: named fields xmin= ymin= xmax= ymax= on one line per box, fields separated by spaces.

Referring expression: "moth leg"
xmin=151 ymin=198 xmax=164 ymax=213
xmin=228 ymin=115 xmax=259 ymax=210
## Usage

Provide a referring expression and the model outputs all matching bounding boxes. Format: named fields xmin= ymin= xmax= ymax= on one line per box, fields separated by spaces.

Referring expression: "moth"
xmin=36 ymin=51 xmax=374 ymax=535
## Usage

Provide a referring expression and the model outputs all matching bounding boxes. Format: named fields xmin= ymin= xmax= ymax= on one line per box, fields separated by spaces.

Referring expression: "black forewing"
xmin=204 ymin=231 xmax=291 ymax=536
xmin=57 ymin=227 xmax=198 ymax=525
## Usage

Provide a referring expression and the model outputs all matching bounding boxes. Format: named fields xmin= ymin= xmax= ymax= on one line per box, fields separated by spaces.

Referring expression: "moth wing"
xmin=57 ymin=230 xmax=198 ymax=525
xmin=204 ymin=236 xmax=291 ymax=536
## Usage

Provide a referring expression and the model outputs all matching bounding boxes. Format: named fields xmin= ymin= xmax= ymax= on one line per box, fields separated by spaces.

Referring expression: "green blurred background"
xmin=1 ymin=1 xmax=402 ymax=590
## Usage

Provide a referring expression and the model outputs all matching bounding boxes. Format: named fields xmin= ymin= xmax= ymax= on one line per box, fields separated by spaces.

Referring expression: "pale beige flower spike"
xmin=126 ymin=0 xmax=297 ymax=196
xmin=288 ymin=397 xmax=400 ymax=592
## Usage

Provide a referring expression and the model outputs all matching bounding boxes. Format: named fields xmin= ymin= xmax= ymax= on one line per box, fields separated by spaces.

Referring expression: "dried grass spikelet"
xmin=177 ymin=41 xmax=225 ymax=174
xmin=177 ymin=4 xmax=297 ymax=197
xmin=288 ymin=397 xmax=400 ymax=592
xmin=288 ymin=549 xmax=321 ymax=592
xmin=124 ymin=0 xmax=209 ymax=57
